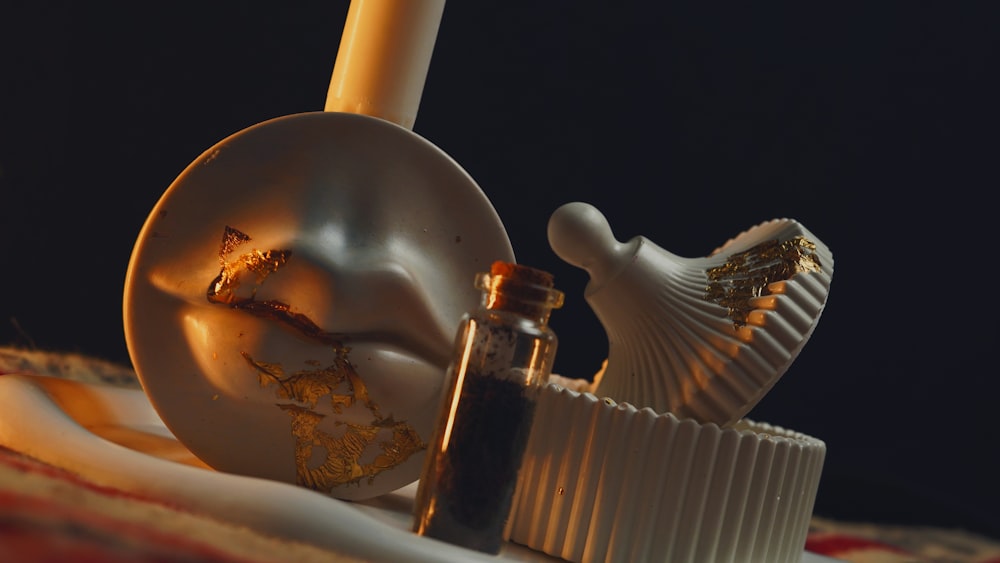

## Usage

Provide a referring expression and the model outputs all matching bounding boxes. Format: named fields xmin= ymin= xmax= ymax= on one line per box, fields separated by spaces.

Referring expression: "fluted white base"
xmin=507 ymin=384 xmax=826 ymax=563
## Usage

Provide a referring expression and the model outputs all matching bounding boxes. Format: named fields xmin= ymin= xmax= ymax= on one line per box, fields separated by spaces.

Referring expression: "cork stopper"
xmin=490 ymin=261 xmax=554 ymax=287
xmin=476 ymin=261 xmax=564 ymax=317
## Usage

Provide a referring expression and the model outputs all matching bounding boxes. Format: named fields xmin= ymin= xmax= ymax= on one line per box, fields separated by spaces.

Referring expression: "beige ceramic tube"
xmin=325 ymin=0 xmax=446 ymax=130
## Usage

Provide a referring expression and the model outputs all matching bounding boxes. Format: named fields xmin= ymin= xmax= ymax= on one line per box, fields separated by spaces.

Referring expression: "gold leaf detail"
xmin=705 ymin=236 xmax=822 ymax=328
xmin=206 ymin=226 xmax=428 ymax=493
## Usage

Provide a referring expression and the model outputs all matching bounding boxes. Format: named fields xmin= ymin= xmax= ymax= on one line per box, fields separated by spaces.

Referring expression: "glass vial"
xmin=412 ymin=261 xmax=564 ymax=554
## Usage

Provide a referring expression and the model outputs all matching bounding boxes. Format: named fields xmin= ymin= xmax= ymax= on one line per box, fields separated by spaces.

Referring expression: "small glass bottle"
xmin=412 ymin=261 xmax=564 ymax=554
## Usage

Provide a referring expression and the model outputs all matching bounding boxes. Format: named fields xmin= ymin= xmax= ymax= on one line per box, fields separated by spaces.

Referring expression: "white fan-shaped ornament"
xmin=547 ymin=202 xmax=834 ymax=426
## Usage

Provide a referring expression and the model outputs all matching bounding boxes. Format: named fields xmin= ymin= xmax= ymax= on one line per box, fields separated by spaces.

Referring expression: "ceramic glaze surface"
xmin=123 ymin=112 xmax=514 ymax=500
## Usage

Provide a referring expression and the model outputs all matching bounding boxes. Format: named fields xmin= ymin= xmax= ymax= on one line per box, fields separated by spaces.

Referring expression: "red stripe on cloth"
xmin=0 ymin=446 xmax=270 ymax=562
xmin=0 ymin=446 xmax=183 ymax=511
xmin=0 ymin=489 xmax=258 ymax=563
xmin=806 ymin=534 xmax=911 ymax=556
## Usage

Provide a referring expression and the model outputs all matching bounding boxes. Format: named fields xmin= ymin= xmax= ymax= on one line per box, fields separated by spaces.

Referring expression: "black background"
xmin=2 ymin=1 xmax=997 ymax=540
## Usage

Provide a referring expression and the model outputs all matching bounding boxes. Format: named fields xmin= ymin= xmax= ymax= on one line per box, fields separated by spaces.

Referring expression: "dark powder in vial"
xmin=421 ymin=371 xmax=537 ymax=553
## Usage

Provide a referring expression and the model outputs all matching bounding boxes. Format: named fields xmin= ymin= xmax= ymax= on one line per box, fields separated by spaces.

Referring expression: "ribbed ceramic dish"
xmin=506 ymin=384 xmax=826 ymax=563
